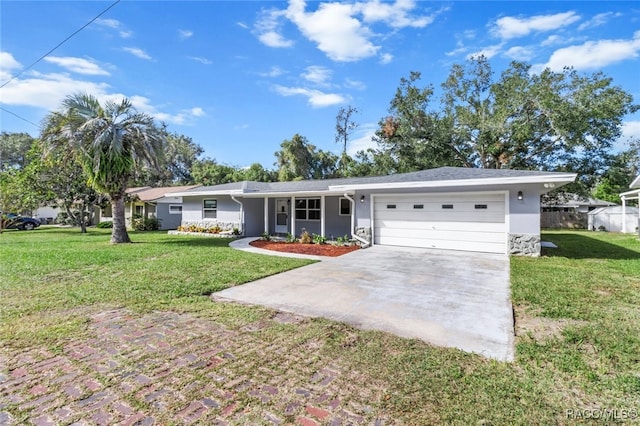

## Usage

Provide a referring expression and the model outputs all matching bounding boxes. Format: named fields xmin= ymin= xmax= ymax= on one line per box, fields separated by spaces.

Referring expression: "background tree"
xmin=274 ymin=134 xmax=339 ymax=181
xmin=233 ymin=163 xmax=276 ymax=182
xmin=592 ymin=141 xmax=640 ymax=204
xmin=0 ymin=132 xmax=35 ymax=172
xmin=132 ymin=132 xmax=204 ymax=186
xmin=41 ymin=93 xmax=166 ymax=243
xmin=335 ymin=106 xmax=359 ymax=176
xmin=360 ymin=58 xmax=637 ymax=187
xmin=191 ymin=159 xmax=237 ymax=185
xmin=24 ymin=140 xmax=103 ymax=232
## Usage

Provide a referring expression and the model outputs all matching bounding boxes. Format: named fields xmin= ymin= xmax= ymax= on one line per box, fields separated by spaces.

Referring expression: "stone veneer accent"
xmin=509 ymin=233 xmax=541 ymax=257
xmin=354 ymin=227 xmax=371 ymax=247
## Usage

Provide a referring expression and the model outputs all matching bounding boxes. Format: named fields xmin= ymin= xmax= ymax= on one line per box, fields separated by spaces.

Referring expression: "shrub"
xmin=312 ymin=233 xmax=326 ymax=244
xmin=261 ymin=232 xmax=271 ymax=241
xmin=131 ymin=214 xmax=161 ymax=231
xmin=96 ymin=221 xmax=113 ymax=229
xmin=285 ymin=232 xmax=296 ymax=243
xmin=300 ymin=230 xmax=312 ymax=244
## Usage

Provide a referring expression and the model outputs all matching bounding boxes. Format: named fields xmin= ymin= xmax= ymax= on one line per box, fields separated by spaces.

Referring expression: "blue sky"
xmin=1 ymin=1 xmax=639 ymax=169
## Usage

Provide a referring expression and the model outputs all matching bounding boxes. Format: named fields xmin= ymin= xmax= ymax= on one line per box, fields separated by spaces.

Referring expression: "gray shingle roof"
xmin=180 ymin=166 xmax=575 ymax=195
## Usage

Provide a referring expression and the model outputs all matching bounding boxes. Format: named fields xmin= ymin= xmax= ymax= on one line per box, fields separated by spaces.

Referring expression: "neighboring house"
xmin=541 ymin=194 xmax=616 ymax=213
xmin=540 ymin=194 xmax=616 ymax=229
xmin=171 ymin=167 xmax=576 ymax=256
xmin=588 ymin=206 xmax=639 ymax=233
xmin=34 ymin=206 xmax=60 ymax=224
xmin=619 ymin=175 xmax=640 ymax=234
xmin=98 ymin=186 xmax=197 ymax=230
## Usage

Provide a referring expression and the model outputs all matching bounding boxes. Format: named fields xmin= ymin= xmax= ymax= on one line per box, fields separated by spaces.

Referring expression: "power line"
xmin=0 ymin=106 xmax=39 ymax=128
xmin=0 ymin=0 xmax=121 ymax=89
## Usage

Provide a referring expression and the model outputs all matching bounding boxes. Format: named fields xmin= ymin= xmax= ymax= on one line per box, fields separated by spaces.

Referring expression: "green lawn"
xmin=1 ymin=227 xmax=639 ymax=424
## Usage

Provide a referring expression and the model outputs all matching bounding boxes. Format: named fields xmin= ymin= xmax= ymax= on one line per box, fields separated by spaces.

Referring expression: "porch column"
xmin=622 ymin=196 xmax=627 ymax=233
xmin=320 ymin=195 xmax=326 ymax=237
xmin=290 ymin=196 xmax=296 ymax=236
xmin=263 ymin=197 xmax=269 ymax=234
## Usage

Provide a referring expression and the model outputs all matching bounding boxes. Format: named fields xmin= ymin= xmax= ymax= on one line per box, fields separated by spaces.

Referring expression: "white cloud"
xmin=286 ymin=0 xmax=378 ymax=62
xmin=492 ymin=11 xmax=580 ymax=40
xmin=357 ymin=0 xmax=437 ymax=28
xmin=467 ymin=43 xmax=504 ymax=60
xmin=128 ymin=95 xmax=205 ymax=125
xmin=0 ymin=51 xmax=22 ymax=81
xmin=578 ymin=12 xmax=622 ymax=31
xmin=43 ymin=56 xmax=110 ymax=76
xmin=379 ymin=53 xmax=393 ymax=64
xmin=0 ymin=66 xmax=203 ymax=128
xmin=302 ymin=65 xmax=332 ymax=85
xmin=94 ymin=18 xmax=132 ymax=38
xmin=259 ymin=66 xmax=285 ymax=77
xmin=503 ymin=46 xmax=534 ymax=61
xmin=540 ymin=31 xmax=640 ymax=71
xmin=347 ymin=123 xmax=378 ymax=155
xmin=255 ymin=8 xmax=294 ymax=48
xmin=122 ymin=47 xmax=152 ymax=60
xmin=255 ymin=0 xmax=438 ymax=62
xmin=179 ymin=29 xmax=194 ymax=40
xmin=344 ymin=78 xmax=366 ymax=90
xmin=0 ymin=71 xmax=112 ymax=110
xmin=188 ymin=56 xmax=213 ymax=65
xmin=237 ymin=22 xmax=249 ymax=30
xmin=273 ymin=85 xmax=346 ymax=107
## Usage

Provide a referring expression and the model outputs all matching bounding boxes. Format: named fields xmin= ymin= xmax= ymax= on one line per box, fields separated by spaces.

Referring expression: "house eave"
xmin=620 ymin=188 xmax=640 ymax=199
xmin=329 ymin=173 xmax=577 ymax=191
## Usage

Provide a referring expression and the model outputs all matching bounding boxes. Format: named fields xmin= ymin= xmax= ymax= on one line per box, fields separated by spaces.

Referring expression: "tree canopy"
xmin=363 ymin=57 xmax=638 ymax=188
xmin=41 ymin=93 xmax=166 ymax=243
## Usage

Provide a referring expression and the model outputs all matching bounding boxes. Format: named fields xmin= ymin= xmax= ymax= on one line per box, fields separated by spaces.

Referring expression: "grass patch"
xmin=2 ymin=228 xmax=640 ymax=423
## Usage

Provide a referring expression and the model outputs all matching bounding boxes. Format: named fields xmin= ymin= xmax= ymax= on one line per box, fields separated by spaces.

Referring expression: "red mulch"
xmin=249 ymin=240 xmax=360 ymax=257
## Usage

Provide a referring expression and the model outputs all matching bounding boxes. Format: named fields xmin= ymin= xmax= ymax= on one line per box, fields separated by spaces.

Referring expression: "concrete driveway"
xmin=216 ymin=243 xmax=514 ymax=361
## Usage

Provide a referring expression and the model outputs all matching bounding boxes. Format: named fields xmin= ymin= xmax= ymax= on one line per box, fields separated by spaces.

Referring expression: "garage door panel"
xmin=375 ymin=227 xmax=506 ymax=243
xmin=376 ymin=236 xmax=506 ymax=253
xmin=374 ymin=211 xmax=505 ymax=223
xmin=373 ymin=192 xmax=507 ymax=254
xmin=374 ymin=220 xmax=505 ymax=232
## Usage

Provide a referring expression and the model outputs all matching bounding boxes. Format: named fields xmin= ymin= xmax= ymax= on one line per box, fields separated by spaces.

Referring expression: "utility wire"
xmin=0 ymin=106 xmax=39 ymax=128
xmin=0 ymin=0 xmax=121 ymax=89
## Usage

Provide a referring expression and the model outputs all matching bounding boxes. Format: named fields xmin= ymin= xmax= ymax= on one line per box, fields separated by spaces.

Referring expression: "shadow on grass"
xmin=542 ymin=232 xmax=639 ymax=260
xmin=154 ymin=236 xmax=236 ymax=248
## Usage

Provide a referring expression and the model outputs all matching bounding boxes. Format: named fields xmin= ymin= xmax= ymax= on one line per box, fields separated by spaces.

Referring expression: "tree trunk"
xmin=110 ymin=195 xmax=131 ymax=244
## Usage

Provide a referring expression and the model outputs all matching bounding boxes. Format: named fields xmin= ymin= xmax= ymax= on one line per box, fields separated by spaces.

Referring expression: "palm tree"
xmin=41 ymin=93 xmax=166 ymax=243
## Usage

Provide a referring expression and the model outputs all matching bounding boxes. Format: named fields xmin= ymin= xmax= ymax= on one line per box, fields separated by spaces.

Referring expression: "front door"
xmin=275 ymin=199 xmax=289 ymax=234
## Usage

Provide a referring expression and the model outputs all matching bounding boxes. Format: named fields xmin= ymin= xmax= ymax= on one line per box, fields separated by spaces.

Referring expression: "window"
xmin=203 ymin=199 xmax=217 ymax=219
xmin=295 ymin=198 xmax=321 ymax=221
xmin=134 ymin=205 xmax=143 ymax=216
xmin=339 ymin=198 xmax=351 ymax=216
xmin=169 ymin=205 xmax=182 ymax=214
xmin=413 ymin=204 xmax=424 ymax=209
xmin=442 ymin=204 xmax=454 ymax=209
xmin=474 ymin=204 xmax=488 ymax=209
xmin=386 ymin=204 xmax=397 ymax=209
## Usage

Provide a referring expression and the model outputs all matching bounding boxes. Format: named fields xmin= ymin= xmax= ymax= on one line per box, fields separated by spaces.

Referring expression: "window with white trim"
xmin=339 ymin=198 xmax=351 ymax=216
xmin=203 ymin=199 xmax=217 ymax=219
xmin=295 ymin=198 xmax=321 ymax=221
xmin=169 ymin=205 xmax=182 ymax=214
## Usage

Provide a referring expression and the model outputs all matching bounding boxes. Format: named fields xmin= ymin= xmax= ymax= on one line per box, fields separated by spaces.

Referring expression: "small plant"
xmin=210 ymin=224 xmax=222 ymax=234
xmin=312 ymin=233 xmax=326 ymax=244
xmin=300 ymin=229 xmax=312 ymax=244
xmin=232 ymin=227 xmax=241 ymax=235
xmin=261 ymin=232 xmax=271 ymax=241
xmin=285 ymin=232 xmax=296 ymax=243
xmin=96 ymin=221 xmax=113 ymax=229
xmin=131 ymin=214 xmax=161 ymax=231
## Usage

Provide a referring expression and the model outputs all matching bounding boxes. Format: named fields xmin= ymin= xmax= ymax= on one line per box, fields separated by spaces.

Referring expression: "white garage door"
xmin=373 ymin=192 xmax=506 ymax=254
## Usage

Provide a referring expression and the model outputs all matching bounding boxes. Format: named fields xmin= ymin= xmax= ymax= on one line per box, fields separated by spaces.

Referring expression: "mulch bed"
xmin=249 ymin=240 xmax=360 ymax=257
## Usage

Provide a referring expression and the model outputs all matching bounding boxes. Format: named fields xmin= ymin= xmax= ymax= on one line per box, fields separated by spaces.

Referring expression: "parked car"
xmin=1 ymin=213 xmax=41 ymax=230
